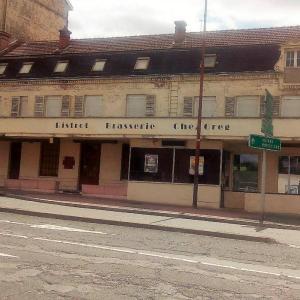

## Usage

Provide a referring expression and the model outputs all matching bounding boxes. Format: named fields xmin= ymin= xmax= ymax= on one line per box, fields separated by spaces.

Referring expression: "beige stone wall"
xmin=128 ymin=182 xmax=221 ymax=208
xmin=0 ymin=141 xmax=9 ymax=186
xmin=4 ymin=0 xmax=69 ymax=41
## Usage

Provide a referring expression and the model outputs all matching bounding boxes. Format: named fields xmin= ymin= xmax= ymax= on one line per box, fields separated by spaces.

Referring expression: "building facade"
xmin=0 ymin=0 xmax=72 ymax=41
xmin=0 ymin=22 xmax=300 ymax=215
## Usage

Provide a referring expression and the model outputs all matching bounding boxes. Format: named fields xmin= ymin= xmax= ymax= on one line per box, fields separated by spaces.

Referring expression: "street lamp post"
xmin=193 ymin=0 xmax=208 ymax=208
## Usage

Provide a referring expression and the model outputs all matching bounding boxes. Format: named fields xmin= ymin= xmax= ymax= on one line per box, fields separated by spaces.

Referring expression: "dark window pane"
xmin=233 ymin=154 xmax=258 ymax=192
xmin=174 ymin=149 xmax=220 ymax=185
xmin=279 ymin=156 xmax=289 ymax=174
xmin=290 ymin=156 xmax=300 ymax=175
xmin=130 ymin=148 xmax=173 ymax=182
xmin=39 ymin=141 xmax=60 ymax=177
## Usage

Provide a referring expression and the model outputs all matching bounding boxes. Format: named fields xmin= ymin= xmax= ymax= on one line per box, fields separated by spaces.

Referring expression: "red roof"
xmin=4 ymin=25 xmax=300 ymax=57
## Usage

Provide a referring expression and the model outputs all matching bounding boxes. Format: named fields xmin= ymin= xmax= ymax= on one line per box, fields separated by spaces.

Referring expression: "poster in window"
xmin=144 ymin=154 xmax=158 ymax=173
xmin=189 ymin=156 xmax=204 ymax=175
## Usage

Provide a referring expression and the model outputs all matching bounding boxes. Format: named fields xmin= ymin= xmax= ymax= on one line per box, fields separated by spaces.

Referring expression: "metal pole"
xmin=193 ymin=0 xmax=208 ymax=208
xmin=260 ymin=149 xmax=266 ymax=224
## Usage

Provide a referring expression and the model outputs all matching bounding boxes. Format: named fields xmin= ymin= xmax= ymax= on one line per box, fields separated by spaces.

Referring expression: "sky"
xmin=68 ymin=0 xmax=300 ymax=39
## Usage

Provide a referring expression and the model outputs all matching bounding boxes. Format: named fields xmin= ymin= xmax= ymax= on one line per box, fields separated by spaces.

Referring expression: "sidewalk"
xmin=0 ymin=192 xmax=299 ymax=247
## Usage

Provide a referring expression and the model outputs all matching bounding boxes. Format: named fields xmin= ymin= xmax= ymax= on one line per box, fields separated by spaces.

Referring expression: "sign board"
xmin=248 ymin=134 xmax=281 ymax=151
xmin=144 ymin=154 xmax=158 ymax=173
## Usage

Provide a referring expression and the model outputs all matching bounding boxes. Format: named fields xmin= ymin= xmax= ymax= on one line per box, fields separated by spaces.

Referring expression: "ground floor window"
xmin=233 ymin=154 xmax=258 ymax=192
xmin=39 ymin=141 xmax=60 ymax=177
xmin=278 ymin=156 xmax=300 ymax=194
xmin=129 ymin=147 xmax=220 ymax=185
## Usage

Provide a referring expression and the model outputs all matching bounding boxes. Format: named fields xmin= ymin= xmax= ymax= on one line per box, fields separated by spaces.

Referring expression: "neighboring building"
xmin=0 ymin=21 xmax=300 ymax=216
xmin=0 ymin=0 xmax=72 ymax=41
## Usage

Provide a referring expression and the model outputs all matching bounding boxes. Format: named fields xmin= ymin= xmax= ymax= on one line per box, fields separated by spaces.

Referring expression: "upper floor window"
xmin=10 ymin=96 xmax=29 ymax=117
xmin=126 ymin=95 xmax=156 ymax=117
xmin=92 ymin=59 xmax=106 ymax=72
xmin=19 ymin=62 xmax=33 ymax=74
xmin=183 ymin=96 xmax=217 ymax=117
xmin=54 ymin=61 xmax=69 ymax=73
xmin=34 ymin=95 xmax=71 ymax=117
xmin=281 ymin=96 xmax=300 ymax=117
xmin=0 ymin=63 xmax=8 ymax=75
xmin=73 ymin=95 xmax=103 ymax=117
xmin=204 ymin=54 xmax=217 ymax=68
xmin=286 ymin=50 xmax=300 ymax=68
xmin=225 ymin=96 xmax=260 ymax=117
xmin=134 ymin=57 xmax=150 ymax=70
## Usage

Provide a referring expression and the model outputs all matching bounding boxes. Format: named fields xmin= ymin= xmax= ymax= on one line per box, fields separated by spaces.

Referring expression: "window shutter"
xmin=11 ymin=97 xmax=21 ymax=117
xmin=260 ymin=95 xmax=266 ymax=117
xmin=145 ymin=95 xmax=155 ymax=116
xmin=273 ymin=96 xmax=280 ymax=117
xmin=225 ymin=97 xmax=235 ymax=117
xmin=61 ymin=95 xmax=70 ymax=117
xmin=34 ymin=96 xmax=45 ymax=117
xmin=74 ymin=96 xmax=84 ymax=117
xmin=183 ymin=97 xmax=193 ymax=117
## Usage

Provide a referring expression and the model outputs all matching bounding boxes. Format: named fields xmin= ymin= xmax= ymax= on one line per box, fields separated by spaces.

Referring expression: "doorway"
xmin=8 ymin=142 xmax=22 ymax=179
xmin=79 ymin=143 xmax=101 ymax=187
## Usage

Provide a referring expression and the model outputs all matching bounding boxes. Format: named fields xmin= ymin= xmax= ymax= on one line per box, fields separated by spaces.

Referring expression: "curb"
xmin=2 ymin=192 xmax=300 ymax=231
xmin=0 ymin=207 xmax=277 ymax=245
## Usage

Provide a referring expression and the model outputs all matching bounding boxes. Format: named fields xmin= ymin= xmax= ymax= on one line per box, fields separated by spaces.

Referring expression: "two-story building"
xmin=1 ymin=22 xmax=300 ymax=215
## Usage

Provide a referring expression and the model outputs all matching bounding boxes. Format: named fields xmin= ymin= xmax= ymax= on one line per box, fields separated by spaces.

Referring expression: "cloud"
xmin=68 ymin=0 xmax=300 ymax=38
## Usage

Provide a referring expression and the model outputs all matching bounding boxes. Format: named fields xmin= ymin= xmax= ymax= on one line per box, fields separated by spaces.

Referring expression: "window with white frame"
xmin=281 ymin=96 xmax=300 ymax=117
xmin=45 ymin=96 xmax=63 ymax=117
xmin=0 ymin=63 xmax=7 ymax=75
xmin=92 ymin=59 xmax=106 ymax=72
xmin=194 ymin=96 xmax=217 ymax=117
xmin=134 ymin=57 xmax=150 ymax=70
xmin=85 ymin=95 xmax=103 ymax=117
xmin=204 ymin=54 xmax=217 ymax=68
xmin=236 ymin=96 xmax=259 ymax=117
xmin=54 ymin=61 xmax=69 ymax=73
xmin=19 ymin=62 xmax=33 ymax=74
xmin=126 ymin=95 xmax=156 ymax=117
xmin=285 ymin=50 xmax=300 ymax=68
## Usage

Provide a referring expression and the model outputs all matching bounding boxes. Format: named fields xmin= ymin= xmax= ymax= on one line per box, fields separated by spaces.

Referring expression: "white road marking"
xmin=288 ymin=244 xmax=300 ymax=249
xmin=1 ymin=229 xmax=299 ymax=280
xmin=0 ymin=252 xmax=18 ymax=258
xmin=0 ymin=219 xmax=110 ymax=235
xmin=0 ymin=232 xmax=29 ymax=239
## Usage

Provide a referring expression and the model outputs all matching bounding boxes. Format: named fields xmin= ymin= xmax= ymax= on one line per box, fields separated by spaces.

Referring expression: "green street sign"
xmin=249 ymin=134 xmax=281 ymax=151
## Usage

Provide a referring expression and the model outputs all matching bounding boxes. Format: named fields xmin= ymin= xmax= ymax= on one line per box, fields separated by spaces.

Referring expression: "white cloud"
xmin=68 ymin=0 xmax=300 ymax=38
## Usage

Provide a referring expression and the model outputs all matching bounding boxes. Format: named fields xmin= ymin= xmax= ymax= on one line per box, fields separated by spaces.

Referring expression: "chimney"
xmin=174 ymin=20 xmax=187 ymax=44
xmin=59 ymin=26 xmax=72 ymax=49
xmin=0 ymin=31 xmax=11 ymax=51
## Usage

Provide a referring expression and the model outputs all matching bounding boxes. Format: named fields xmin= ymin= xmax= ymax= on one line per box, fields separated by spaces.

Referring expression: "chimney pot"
xmin=59 ymin=26 xmax=72 ymax=49
xmin=174 ymin=20 xmax=187 ymax=44
xmin=0 ymin=31 xmax=11 ymax=51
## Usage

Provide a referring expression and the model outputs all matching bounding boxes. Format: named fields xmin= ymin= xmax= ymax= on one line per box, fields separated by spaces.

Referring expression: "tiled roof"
xmin=4 ymin=25 xmax=300 ymax=57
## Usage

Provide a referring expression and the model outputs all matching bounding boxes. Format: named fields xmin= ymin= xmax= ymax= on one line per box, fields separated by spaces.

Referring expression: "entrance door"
xmin=8 ymin=142 xmax=22 ymax=179
xmin=79 ymin=143 xmax=101 ymax=186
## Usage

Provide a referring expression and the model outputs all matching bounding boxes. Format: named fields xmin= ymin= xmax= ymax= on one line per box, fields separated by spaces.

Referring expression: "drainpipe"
xmin=2 ymin=0 xmax=8 ymax=31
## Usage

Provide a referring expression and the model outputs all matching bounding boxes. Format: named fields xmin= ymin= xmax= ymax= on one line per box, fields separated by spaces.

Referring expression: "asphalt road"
xmin=0 ymin=212 xmax=299 ymax=300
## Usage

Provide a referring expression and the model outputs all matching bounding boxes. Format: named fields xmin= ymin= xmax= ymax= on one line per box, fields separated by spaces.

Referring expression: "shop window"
xmin=39 ymin=141 xmax=60 ymax=177
xmin=85 ymin=95 xmax=103 ymax=117
xmin=174 ymin=149 xmax=220 ymax=185
xmin=281 ymin=96 xmax=300 ymax=117
xmin=278 ymin=156 xmax=300 ymax=194
xmin=233 ymin=154 xmax=258 ymax=192
xmin=126 ymin=95 xmax=155 ymax=117
xmin=130 ymin=148 xmax=173 ymax=182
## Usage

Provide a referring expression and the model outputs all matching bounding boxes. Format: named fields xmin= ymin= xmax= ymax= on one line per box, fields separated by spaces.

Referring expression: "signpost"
xmin=248 ymin=90 xmax=281 ymax=225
